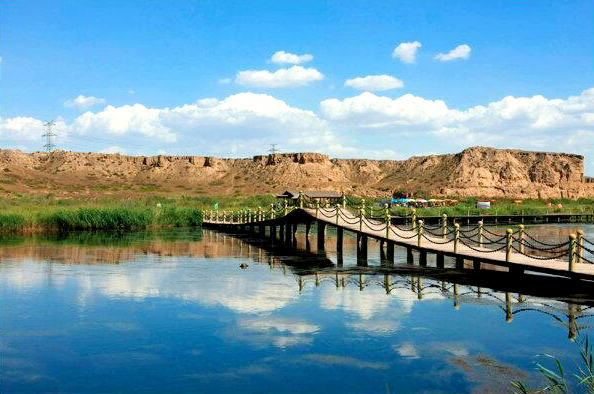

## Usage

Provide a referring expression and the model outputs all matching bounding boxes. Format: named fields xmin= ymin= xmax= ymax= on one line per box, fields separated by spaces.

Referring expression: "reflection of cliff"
xmin=0 ymin=232 xmax=262 ymax=265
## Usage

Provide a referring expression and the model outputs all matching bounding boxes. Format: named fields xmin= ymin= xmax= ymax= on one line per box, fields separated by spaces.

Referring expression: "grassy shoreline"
xmin=1 ymin=194 xmax=592 ymax=235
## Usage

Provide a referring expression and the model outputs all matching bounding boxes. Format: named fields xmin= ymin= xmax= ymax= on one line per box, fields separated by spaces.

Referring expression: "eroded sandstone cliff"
xmin=1 ymin=147 xmax=592 ymax=199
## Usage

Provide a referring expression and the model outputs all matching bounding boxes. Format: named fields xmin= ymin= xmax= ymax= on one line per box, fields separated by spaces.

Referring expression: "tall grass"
xmin=156 ymin=207 xmax=203 ymax=227
xmin=0 ymin=214 xmax=25 ymax=233
xmin=0 ymin=201 xmax=205 ymax=234
xmin=512 ymin=331 xmax=594 ymax=393
xmin=43 ymin=207 xmax=155 ymax=231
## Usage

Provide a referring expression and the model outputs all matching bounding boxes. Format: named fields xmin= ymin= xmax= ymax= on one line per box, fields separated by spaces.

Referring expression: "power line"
xmin=42 ymin=120 xmax=57 ymax=152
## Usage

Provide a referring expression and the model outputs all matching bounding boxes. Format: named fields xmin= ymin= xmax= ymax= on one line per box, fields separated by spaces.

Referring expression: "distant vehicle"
xmin=476 ymin=201 xmax=491 ymax=209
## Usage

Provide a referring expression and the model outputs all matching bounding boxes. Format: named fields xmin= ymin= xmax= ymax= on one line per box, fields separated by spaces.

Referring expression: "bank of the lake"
xmin=1 ymin=194 xmax=592 ymax=234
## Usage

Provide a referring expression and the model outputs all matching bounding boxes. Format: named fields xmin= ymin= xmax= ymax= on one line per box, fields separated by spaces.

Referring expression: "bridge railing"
xmin=204 ymin=195 xmax=594 ymax=269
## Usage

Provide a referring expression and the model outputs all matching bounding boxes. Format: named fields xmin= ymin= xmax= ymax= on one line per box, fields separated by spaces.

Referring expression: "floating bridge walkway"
xmin=203 ymin=197 xmax=594 ymax=281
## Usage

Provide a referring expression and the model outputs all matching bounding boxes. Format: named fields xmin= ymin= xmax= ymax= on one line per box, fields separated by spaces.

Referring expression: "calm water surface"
xmin=2 ymin=224 xmax=594 ymax=393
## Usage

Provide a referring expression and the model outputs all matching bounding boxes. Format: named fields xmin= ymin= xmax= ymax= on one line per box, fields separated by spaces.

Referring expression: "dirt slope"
xmin=1 ymin=147 xmax=592 ymax=199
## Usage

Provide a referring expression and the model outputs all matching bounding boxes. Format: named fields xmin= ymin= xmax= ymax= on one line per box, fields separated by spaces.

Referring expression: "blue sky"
xmin=1 ymin=0 xmax=593 ymax=173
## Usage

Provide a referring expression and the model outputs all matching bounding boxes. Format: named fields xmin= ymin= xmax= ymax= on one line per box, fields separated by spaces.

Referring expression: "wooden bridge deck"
xmin=203 ymin=207 xmax=594 ymax=280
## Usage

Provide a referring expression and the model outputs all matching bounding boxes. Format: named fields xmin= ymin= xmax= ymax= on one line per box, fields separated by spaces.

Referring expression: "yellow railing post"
xmin=336 ymin=204 xmax=340 ymax=226
xmin=271 ymin=204 xmax=275 ymax=219
xmin=386 ymin=213 xmax=391 ymax=239
xmin=359 ymin=206 xmax=364 ymax=232
xmin=454 ymin=223 xmax=460 ymax=253
xmin=299 ymin=190 xmax=303 ymax=209
xmin=569 ymin=234 xmax=577 ymax=272
xmin=518 ymin=224 xmax=524 ymax=254
xmin=577 ymin=230 xmax=584 ymax=264
xmin=417 ymin=219 xmax=424 ymax=247
xmin=506 ymin=229 xmax=513 ymax=262
xmin=412 ymin=208 xmax=417 ymax=230
xmin=478 ymin=220 xmax=483 ymax=247
xmin=442 ymin=214 xmax=447 ymax=239
xmin=342 ymin=194 xmax=346 ymax=209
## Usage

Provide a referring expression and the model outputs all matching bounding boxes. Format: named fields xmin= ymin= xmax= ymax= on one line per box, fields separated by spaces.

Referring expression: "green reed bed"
xmin=43 ymin=207 xmax=155 ymax=231
xmin=0 ymin=198 xmax=205 ymax=234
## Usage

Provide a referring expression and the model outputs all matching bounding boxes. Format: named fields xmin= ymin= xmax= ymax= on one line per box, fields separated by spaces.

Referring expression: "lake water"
xmin=2 ymin=224 xmax=594 ymax=393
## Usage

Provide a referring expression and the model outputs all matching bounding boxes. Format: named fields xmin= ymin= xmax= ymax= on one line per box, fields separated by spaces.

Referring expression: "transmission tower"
xmin=42 ymin=120 xmax=57 ymax=152
xmin=268 ymin=144 xmax=280 ymax=154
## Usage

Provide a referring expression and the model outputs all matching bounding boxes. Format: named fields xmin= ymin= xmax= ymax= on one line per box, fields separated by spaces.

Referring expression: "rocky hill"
xmin=1 ymin=147 xmax=592 ymax=199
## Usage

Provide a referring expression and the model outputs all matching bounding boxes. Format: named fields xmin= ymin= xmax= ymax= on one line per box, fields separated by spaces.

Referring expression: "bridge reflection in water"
xmin=204 ymin=228 xmax=594 ymax=342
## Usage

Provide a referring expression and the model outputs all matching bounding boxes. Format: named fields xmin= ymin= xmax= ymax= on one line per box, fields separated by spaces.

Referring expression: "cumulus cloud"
xmin=321 ymin=92 xmax=456 ymax=129
xmin=71 ymin=104 xmax=176 ymax=142
xmin=0 ymin=117 xmax=68 ymax=144
xmin=344 ymin=75 xmax=404 ymax=91
xmin=64 ymin=95 xmax=106 ymax=110
xmin=270 ymin=50 xmax=313 ymax=65
xmin=435 ymin=44 xmax=471 ymax=61
xmin=320 ymin=88 xmax=594 ymax=138
xmin=392 ymin=41 xmax=422 ymax=64
xmin=236 ymin=66 xmax=324 ymax=88
xmin=63 ymin=92 xmax=340 ymax=155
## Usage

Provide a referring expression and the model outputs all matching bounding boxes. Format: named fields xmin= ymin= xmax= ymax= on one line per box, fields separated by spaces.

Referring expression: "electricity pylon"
xmin=42 ymin=120 xmax=57 ymax=152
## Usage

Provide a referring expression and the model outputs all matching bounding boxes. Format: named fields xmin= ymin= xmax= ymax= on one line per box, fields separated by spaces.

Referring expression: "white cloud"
xmin=218 ymin=77 xmax=231 ymax=84
xmin=320 ymin=88 xmax=594 ymax=138
xmin=71 ymin=104 xmax=176 ymax=142
xmin=64 ymin=95 xmax=106 ymax=110
xmin=344 ymin=75 xmax=404 ymax=91
xmin=236 ymin=66 xmax=324 ymax=88
xmin=321 ymin=92 xmax=456 ymax=129
xmin=392 ymin=41 xmax=422 ymax=64
xmin=0 ymin=117 xmax=68 ymax=143
xmin=270 ymin=50 xmax=313 ymax=65
xmin=0 ymin=116 xmax=45 ymax=140
xmin=100 ymin=146 xmax=126 ymax=154
xmin=196 ymin=98 xmax=219 ymax=107
xmin=435 ymin=44 xmax=471 ymax=61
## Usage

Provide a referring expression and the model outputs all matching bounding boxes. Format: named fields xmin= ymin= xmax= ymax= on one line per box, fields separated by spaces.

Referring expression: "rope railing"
xmin=203 ymin=198 xmax=592 ymax=267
